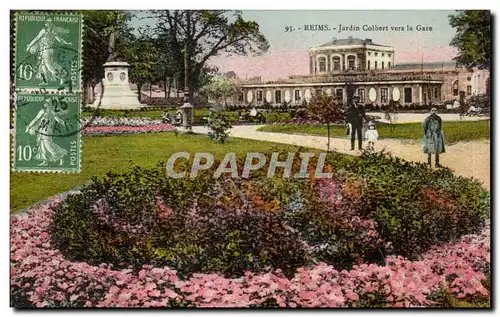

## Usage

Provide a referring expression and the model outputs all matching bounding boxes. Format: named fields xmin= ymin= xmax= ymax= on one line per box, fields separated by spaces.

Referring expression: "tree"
xmin=200 ymin=75 xmax=242 ymax=106
xmin=121 ymin=28 xmax=158 ymax=100
xmin=449 ymin=10 xmax=491 ymax=70
xmin=150 ymin=10 xmax=269 ymax=94
xmin=307 ymin=93 xmax=343 ymax=151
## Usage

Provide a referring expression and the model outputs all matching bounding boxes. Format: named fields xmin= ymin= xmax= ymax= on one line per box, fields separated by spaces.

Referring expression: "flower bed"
xmin=11 ymin=198 xmax=490 ymax=308
xmin=11 ymin=152 xmax=490 ymax=307
xmin=83 ymin=124 xmax=175 ymax=135
xmin=81 ymin=117 xmax=175 ymax=135
xmin=83 ymin=117 xmax=165 ymax=127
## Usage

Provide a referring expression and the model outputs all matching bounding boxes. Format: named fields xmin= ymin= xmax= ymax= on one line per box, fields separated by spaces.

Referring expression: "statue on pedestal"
xmin=93 ymin=21 xmax=145 ymax=110
xmin=106 ymin=27 xmax=120 ymax=62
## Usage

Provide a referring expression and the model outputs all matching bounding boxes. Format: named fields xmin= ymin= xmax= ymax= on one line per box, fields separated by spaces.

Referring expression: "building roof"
xmin=392 ymin=61 xmax=457 ymax=70
xmin=319 ymin=37 xmax=390 ymax=47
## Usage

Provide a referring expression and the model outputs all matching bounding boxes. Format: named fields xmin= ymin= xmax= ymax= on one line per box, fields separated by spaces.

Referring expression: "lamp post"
xmin=180 ymin=42 xmax=194 ymax=133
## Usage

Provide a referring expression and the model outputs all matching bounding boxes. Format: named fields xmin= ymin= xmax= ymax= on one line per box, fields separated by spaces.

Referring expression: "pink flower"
xmin=344 ymin=291 xmax=359 ymax=301
xmin=145 ymin=282 xmax=156 ymax=291
xmin=298 ymin=290 xmax=315 ymax=300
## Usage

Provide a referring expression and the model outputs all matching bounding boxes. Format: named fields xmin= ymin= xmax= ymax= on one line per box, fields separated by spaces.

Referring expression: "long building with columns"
xmin=238 ymin=36 xmax=490 ymax=107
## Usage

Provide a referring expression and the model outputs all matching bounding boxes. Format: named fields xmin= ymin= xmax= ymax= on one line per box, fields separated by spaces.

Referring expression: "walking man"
xmin=345 ymin=96 xmax=365 ymax=150
xmin=423 ymin=107 xmax=445 ymax=167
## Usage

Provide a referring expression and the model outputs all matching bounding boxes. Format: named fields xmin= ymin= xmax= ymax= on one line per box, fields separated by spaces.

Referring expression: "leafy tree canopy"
xmin=449 ymin=10 xmax=491 ymax=70
xmin=149 ymin=10 xmax=269 ymax=92
xmin=200 ymin=75 xmax=242 ymax=105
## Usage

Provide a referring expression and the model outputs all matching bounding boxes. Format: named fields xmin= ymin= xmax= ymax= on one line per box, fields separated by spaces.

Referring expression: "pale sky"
xmin=132 ymin=10 xmax=459 ymax=80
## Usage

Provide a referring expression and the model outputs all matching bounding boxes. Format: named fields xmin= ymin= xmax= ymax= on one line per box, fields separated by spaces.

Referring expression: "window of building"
xmin=382 ymin=62 xmax=385 ymax=70
xmin=318 ymin=57 xmax=326 ymax=72
xmin=347 ymin=56 xmax=355 ymax=70
xmin=382 ymin=53 xmax=385 ymax=57
xmin=368 ymin=52 xmax=372 ymax=56
xmin=315 ymin=89 xmax=323 ymax=96
xmin=434 ymin=87 xmax=439 ymax=99
xmin=239 ymin=93 xmax=244 ymax=102
xmin=275 ymin=90 xmax=282 ymax=103
xmin=404 ymin=87 xmax=412 ymax=103
xmin=388 ymin=53 xmax=391 ymax=57
xmin=257 ymin=90 xmax=263 ymax=102
xmin=375 ymin=61 xmax=378 ymax=69
xmin=335 ymin=89 xmax=343 ymax=100
xmin=380 ymin=88 xmax=388 ymax=103
xmin=367 ymin=60 xmax=371 ymax=70
xmin=375 ymin=52 xmax=378 ymax=57
xmin=453 ymin=81 xmax=459 ymax=96
xmin=294 ymin=90 xmax=301 ymax=102
xmin=357 ymin=89 xmax=365 ymax=103
xmin=388 ymin=62 xmax=391 ymax=68
xmin=333 ymin=56 xmax=341 ymax=71
xmin=467 ymin=85 xmax=472 ymax=95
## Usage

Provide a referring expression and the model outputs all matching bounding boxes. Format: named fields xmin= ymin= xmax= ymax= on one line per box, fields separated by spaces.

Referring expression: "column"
xmin=419 ymin=85 xmax=423 ymax=105
xmin=476 ymin=74 xmax=481 ymax=94
xmin=327 ymin=55 xmax=331 ymax=72
xmin=342 ymin=54 xmax=346 ymax=71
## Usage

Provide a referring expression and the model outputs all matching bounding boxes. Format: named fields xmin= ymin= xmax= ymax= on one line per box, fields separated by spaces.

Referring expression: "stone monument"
xmin=91 ymin=28 xmax=145 ymax=109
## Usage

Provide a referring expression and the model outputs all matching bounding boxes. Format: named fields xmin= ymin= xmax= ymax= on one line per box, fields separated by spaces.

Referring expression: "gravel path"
xmin=193 ymin=125 xmax=490 ymax=191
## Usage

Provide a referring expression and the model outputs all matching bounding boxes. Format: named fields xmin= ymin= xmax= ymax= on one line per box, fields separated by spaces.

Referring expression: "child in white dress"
xmin=365 ymin=121 xmax=379 ymax=150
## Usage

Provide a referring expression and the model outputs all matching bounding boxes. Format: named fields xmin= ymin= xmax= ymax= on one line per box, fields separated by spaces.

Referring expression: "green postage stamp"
xmin=13 ymin=93 xmax=81 ymax=173
xmin=14 ymin=12 xmax=83 ymax=91
xmin=13 ymin=12 xmax=83 ymax=173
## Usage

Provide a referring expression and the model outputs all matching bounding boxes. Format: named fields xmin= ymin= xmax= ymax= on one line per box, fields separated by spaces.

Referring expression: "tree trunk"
xmin=167 ymin=79 xmax=172 ymax=99
xmin=83 ymin=80 xmax=90 ymax=106
xmin=327 ymin=122 xmax=331 ymax=152
xmin=137 ymin=83 xmax=142 ymax=102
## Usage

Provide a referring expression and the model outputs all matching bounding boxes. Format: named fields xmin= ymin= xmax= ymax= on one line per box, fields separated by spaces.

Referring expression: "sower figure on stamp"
xmin=345 ymin=95 xmax=365 ymax=150
xmin=26 ymin=18 xmax=72 ymax=86
xmin=25 ymin=98 xmax=68 ymax=167
xmin=422 ymin=107 xmax=445 ymax=167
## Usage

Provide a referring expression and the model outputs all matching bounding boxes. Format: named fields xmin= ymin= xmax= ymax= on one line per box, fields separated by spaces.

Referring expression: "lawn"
xmin=258 ymin=120 xmax=491 ymax=144
xmin=10 ymin=132 xmax=311 ymax=213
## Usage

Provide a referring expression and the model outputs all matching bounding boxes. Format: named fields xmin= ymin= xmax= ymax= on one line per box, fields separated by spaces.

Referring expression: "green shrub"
xmin=51 ymin=166 xmax=310 ymax=279
xmin=326 ymin=151 xmax=489 ymax=259
xmin=51 ymin=151 xmax=489 ymax=279
xmin=206 ymin=111 xmax=232 ymax=143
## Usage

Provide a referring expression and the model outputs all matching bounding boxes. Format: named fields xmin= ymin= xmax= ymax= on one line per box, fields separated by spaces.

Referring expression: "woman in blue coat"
xmin=422 ymin=108 xmax=445 ymax=167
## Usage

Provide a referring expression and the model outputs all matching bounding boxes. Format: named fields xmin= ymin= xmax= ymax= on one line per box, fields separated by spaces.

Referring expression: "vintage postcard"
xmin=10 ymin=10 xmax=491 ymax=308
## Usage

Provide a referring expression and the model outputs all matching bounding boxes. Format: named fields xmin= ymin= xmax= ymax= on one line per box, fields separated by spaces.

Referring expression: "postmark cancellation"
xmin=13 ymin=93 xmax=81 ymax=173
xmin=14 ymin=12 xmax=83 ymax=93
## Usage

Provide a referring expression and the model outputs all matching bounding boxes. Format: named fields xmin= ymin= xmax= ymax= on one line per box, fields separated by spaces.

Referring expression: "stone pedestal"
xmin=180 ymin=102 xmax=194 ymax=133
xmin=93 ymin=61 xmax=145 ymax=110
